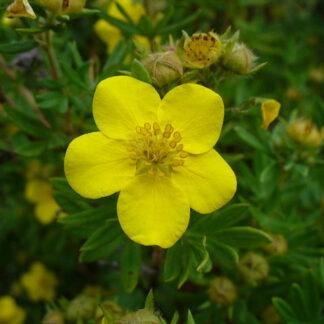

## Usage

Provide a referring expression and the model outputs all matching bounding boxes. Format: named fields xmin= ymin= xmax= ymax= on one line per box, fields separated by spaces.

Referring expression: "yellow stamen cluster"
xmin=183 ymin=32 xmax=222 ymax=69
xmin=127 ymin=122 xmax=188 ymax=176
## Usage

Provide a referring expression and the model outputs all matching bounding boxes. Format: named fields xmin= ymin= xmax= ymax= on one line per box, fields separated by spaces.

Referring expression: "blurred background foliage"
xmin=0 ymin=0 xmax=323 ymax=323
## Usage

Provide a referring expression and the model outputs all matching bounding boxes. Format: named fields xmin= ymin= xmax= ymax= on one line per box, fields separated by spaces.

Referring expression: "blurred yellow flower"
xmin=287 ymin=118 xmax=324 ymax=147
xmin=94 ymin=0 xmax=149 ymax=53
xmin=25 ymin=160 xmax=63 ymax=224
xmin=0 ymin=296 xmax=26 ymax=324
xmin=20 ymin=262 xmax=57 ymax=302
xmin=6 ymin=0 xmax=36 ymax=19
xmin=261 ymin=99 xmax=281 ymax=130
xmin=64 ymin=76 xmax=236 ymax=248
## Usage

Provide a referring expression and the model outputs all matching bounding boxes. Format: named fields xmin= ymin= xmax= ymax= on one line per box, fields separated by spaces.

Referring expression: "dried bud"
xmin=287 ymin=118 xmax=324 ymax=148
xmin=95 ymin=301 xmax=124 ymax=322
xmin=116 ymin=309 xmax=160 ymax=324
xmin=263 ymin=234 xmax=287 ymax=256
xmin=142 ymin=51 xmax=183 ymax=87
xmin=261 ymin=99 xmax=281 ymax=130
xmin=238 ymin=252 xmax=269 ymax=283
xmin=42 ymin=311 xmax=65 ymax=324
xmin=37 ymin=0 xmax=86 ymax=14
xmin=6 ymin=0 xmax=36 ymax=19
xmin=209 ymin=277 xmax=237 ymax=306
xmin=221 ymin=42 xmax=257 ymax=74
xmin=178 ymin=31 xmax=222 ymax=69
xmin=261 ymin=305 xmax=282 ymax=324
xmin=66 ymin=295 xmax=97 ymax=321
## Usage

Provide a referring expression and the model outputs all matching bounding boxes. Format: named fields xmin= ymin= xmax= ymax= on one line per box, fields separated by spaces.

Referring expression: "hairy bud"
xmin=209 ymin=277 xmax=237 ymax=306
xmin=238 ymin=252 xmax=269 ymax=283
xmin=142 ymin=51 xmax=183 ymax=87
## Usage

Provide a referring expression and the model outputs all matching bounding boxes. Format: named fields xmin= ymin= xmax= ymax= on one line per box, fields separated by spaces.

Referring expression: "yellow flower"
xmin=20 ymin=262 xmax=57 ymax=302
xmin=64 ymin=76 xmax=236 ymax=248
xmin=6 ymin=0 xmax=36 ymax=19
xmin=287 ymin=118 xmax=324 ymax=147
xmin=261 ymin=99 xmax=281 ymax=130
xmin=0 ymin=296 xmax=26 ymax=324
xmin=25 ymin=179 xmax=60 ymax=224
xmin=180 ymin=31 xmax=222 ymax=69
xmin=94 ymin=0 xmax=148 ymax=54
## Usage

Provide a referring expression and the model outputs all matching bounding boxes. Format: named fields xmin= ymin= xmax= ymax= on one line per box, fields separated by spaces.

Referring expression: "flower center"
xmin=127 ymin=122 xmax=188 ymax=176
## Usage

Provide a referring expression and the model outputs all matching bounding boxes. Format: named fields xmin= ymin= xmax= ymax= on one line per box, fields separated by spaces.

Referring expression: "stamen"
xmin=169 ymin=141 xmax=177 ymax=148
xmin=176 ymin=144 xmax=183 ymax=151
xmin=180 ymin=151 xmax=189 ymax=158
xmin=144 ymin=122 xmax=151 ymax=130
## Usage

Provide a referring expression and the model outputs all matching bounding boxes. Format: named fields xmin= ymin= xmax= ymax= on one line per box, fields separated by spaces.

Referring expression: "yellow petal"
xmin=35 ymin=198 xmax=59 ymax=225
xmin=159 ymin=83 xmax=224 ymax=154
xmin=172 ymin=149 xmax=236 ymax=214
xmin=117 ymin=175 xmax=190 ymax=248
xmin=93 ymin=76 xmax=161 ymax=140
xmin=25 ymin=179 xmax=52 ymax=203
xmin=6 ymin=0 xmax=36 ymax=19
xmin=261 ymin=99 xmax=281 ymax=130
xmin=64 ymin=132 xmax=135 ymax=199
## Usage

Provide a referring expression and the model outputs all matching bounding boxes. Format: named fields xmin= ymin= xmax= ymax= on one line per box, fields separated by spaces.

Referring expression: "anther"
xmin=163 ymin=131 xmax=171 ymax=138
xmin=172 ymin=160 xmax=184 ymax=167
xmin=180 ymin=151 xmax=189 ymax=158
xmin=144 ymin=122 xmax=151 ymax=130
xmin=169 ymin=141 xmax=177 ymax=148
xmin=176 ymin=144 xmax=183 ymax=151
xmin=136 ymin=126 xmax=142 ymax=134
xmin=164 ymin=124 xmax=172 ymax=133
xmin=153 ymin=122 xmax=160 ymax=135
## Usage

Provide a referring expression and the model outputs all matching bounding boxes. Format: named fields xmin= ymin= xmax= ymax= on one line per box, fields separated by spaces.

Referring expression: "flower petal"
xmin=172 ymin=149 xmax=236 ymax=214
xmin=261 ymin=99 xmax=281 ymax=130
xmin=117 ymin=175 xmax=190 ymax=248
xmin=93 ymin=76 xmax=161 ymax=140
xmin=64 ymin=132 xmax=135 ymax=199
xmin=159 ymin=83 xmax=224 ymax=154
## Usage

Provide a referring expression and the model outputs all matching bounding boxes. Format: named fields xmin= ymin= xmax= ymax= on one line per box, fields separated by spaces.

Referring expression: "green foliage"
xmin=0 ymin=0 xmax=323 ymax=323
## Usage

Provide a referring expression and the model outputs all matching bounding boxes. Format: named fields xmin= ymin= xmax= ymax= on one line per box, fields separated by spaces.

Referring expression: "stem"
xmin=39 ymin=30 xmax=60 ymax=80
xmin=0 ymin=54 xmax=51 ymax=128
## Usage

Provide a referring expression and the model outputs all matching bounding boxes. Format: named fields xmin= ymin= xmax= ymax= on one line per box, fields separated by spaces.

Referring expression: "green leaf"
xmin=120 ymin=242 xmax=142 ymax=292
xmin=80 ymin=219 xmax=121 ymax=251
xmin=272 ymin=297 xmax=297 ymax=322
xmin=11 ymin=133 xmax=45 ymax=157
xmin=60 ymin=61 xmax=89 ymax=90
xmin=131 ymin=59 xmax=152 ymax=83
xmin=79 ymin=235 xmax=123 ymax=263
xmin=234 ymin=125 xmax=266 ymax=151
xmin=186 ymin=310 xmax=196 ymax=324
xmin=170 ymin=312 xmax=179 ymax=324
xmin=157 ymin=11 xmax=201 ymax=34
xmin=0 ymin=40 xmax=37 ymax=54
xmin=144 ymin=290 xmax=154 ymax=311
xmin=215 ymin=227 xmax=272 ymax=248
xmin=319 ymin=258 xmax=324 ymax=293
xmin=58 ymin=207 xmax=110 ymax=226
xmin=207 ymin=240 xmax=239 ymax=264
xmin=4 ymin=106 xmax=51 ymax=138
xmin=101 ymin=12 xmax=139 ymax=34
xmin=164 ymin=242 xmax=183 ymax=281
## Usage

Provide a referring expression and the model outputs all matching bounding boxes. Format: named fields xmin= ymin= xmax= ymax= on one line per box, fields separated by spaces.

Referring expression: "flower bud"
xmin=95 ymin=301 xmax=123 ymax=322
xmin=287 ymin=118 xmax=324 ymax=147
xmin=142 ymin=51 xmax=183 ymax=87
xmin=37 ymin=0 xmax=86 ymax=14
xmin=178 ymin=31 xmax=222 ymax=69
xmin=42 ymin=311 xmax=65 ymax=324
xmin=116 ymin=309 xmax=160 ymax=324
xmin=238 ymin=252 xmax=269 ymax=283
xmin=209 ymin=277 xmax=237 ymax=306
xmin=263 ymin=234 xmax=287 ymax=256
xmin=261 ymin=305 xmax=282 ymax=324
xmin=66 ymin=295 xmax=97 ymax=321
xmin=6 ymin=0 xmax=36 ymax=19
xmin=221 ymin=42 xmax=257 ymax=74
